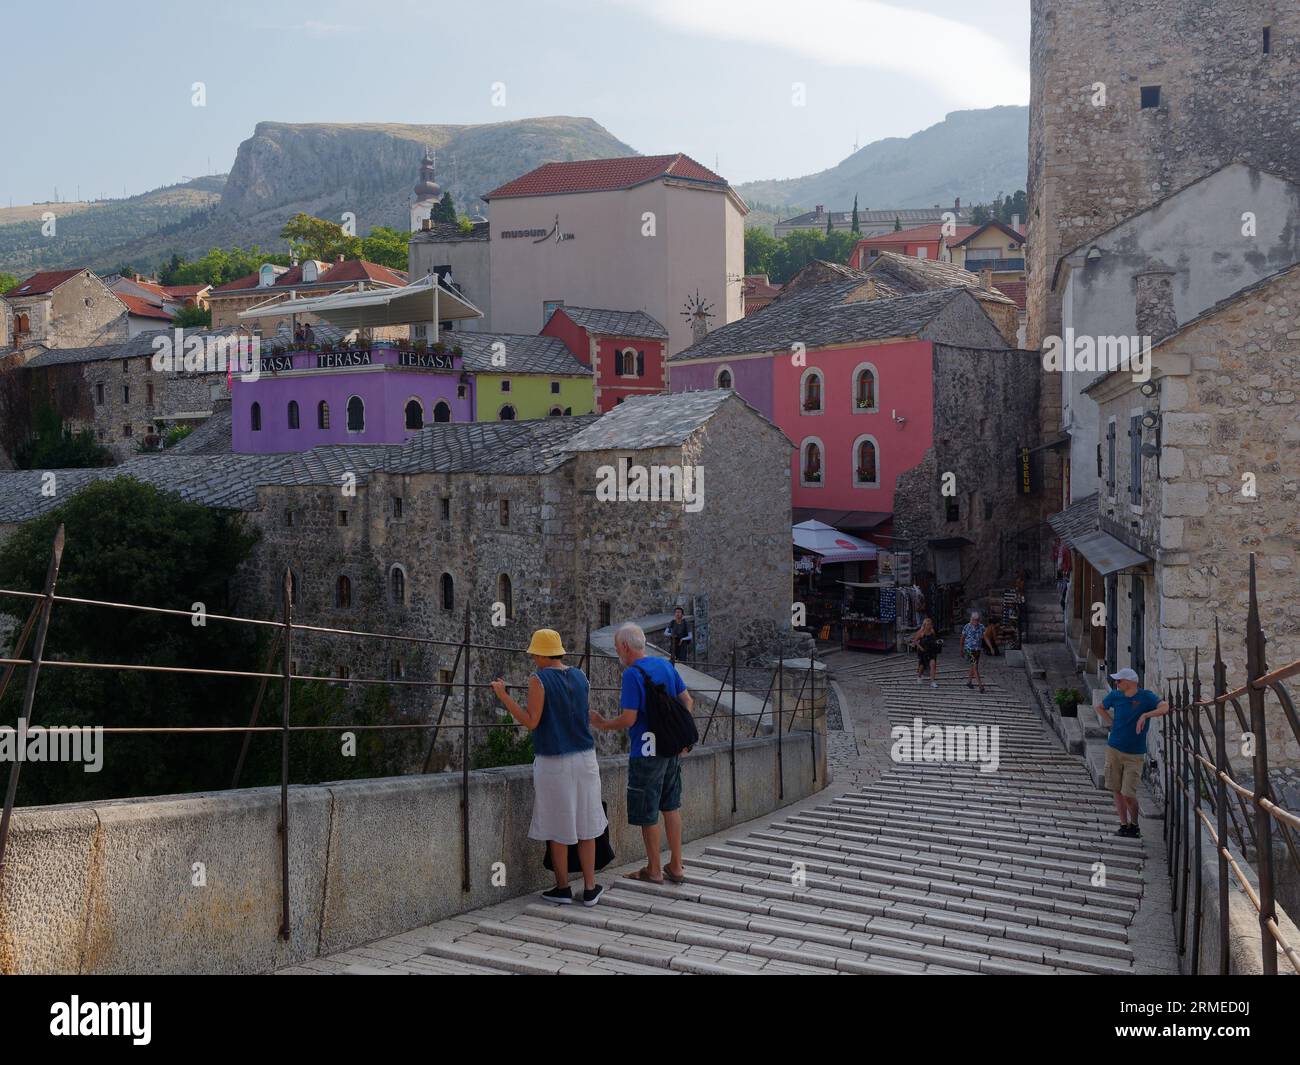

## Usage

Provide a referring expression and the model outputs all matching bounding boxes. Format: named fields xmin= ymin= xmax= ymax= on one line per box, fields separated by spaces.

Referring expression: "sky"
xmin=0 ymin=0 xmax=1030 ymax=206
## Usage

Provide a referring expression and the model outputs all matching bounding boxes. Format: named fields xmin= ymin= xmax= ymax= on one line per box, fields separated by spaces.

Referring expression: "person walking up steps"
xmin=1095 ymin=668 xmax=1168 ymax=838
xmin=961 ymin=611 xmax=996 ymax=694
xmin=909 ymin=616 xmax=941 ymax=688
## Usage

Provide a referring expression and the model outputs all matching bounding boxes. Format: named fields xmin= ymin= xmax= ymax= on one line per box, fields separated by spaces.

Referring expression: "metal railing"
xmin=1161 ymin=554 xmax=1300 ymax=975
xmin=0 ymin=526 xmax=822 ymax=941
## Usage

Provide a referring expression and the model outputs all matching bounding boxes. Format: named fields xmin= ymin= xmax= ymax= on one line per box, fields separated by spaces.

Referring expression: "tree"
xmin=744 ymin=226 xmax=780 ymax=277
xmin=280 ymin=213 xmax=360 ymax=263
xmin=160 ymin=245 xmax=291 ymax=288
xmin=431 ymin=192 xmax=457 ymax=225
xmin=14 ymin=405 xmax=113 ymax=470
xmin=0 ymin=478 xmax=261 ymax=804
xmin=851 ymin=195 xmax=861 ymax=235
xmin=357 ymin=226 xmax=410 ymax=270
xmin=0 ymin=272 xmax=19 ymax=295
xmin=893 ymin=217 xmax=902 ymax=232
xmin=826 ymin=213 xmax=834 ymax=236
xmin=171 ymin=304 xmax=211 ymax=328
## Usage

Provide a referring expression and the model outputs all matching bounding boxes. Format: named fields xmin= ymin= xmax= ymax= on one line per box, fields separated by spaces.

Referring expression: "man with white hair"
xmin=960 ymin=610 xmax=996 ymax=694
xmin=590 ymin=622 xmax=694 ymax=884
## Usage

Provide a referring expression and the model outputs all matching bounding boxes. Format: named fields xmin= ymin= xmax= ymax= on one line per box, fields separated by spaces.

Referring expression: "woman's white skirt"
xmin=529 ymin=749 xmax=608 ymax=845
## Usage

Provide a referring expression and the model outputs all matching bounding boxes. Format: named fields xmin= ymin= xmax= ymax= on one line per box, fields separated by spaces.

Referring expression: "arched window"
xmin=346 ymin=395 xmax=365 ymax=432
xmin=498 ymin=574 xmax=513 ymax=619
xmin=852 ymin=363 xmax=879 ymax=412
xmin=563 ymin=406 xmax=572 ymax=416
xmin=335 ymin=575 xmax=352 ymax=608
xmin=318 ymin=400 xmax=330 ymax=429
xmin=801 ymin=368 xmax=824 ymax=413
xmin=390 ymin=565 xmax=406 ymax=605
xmin=250 ymin=402 xmax=262 ymax=431
xmin=404 ymin=398 xmax=423 ymax=430
xmin=287 ymin=400 xmax=300 ymax=430
xmin=801 ymin=439 xmax=824 ymax=487
xmin=715 ymin=366 xmax=733 ymax=390
xmin=498 ymin=404 xmax=516 ymax=421
xmin=549 ymin=406 xmax=563 ymax=417
xmin=433 ymin=400 xmax=451 ymax=423
xmin=440 ymin=573 xmax=454 ymax=611
xmin=853 ymin=435 xmax=880 ymax=487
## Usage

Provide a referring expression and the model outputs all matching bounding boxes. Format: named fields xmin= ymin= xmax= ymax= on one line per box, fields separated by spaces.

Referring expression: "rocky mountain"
xmin=1 ymin=117 xmax=635 ymax=275
xmin=736 ymin=106 xmax=1028 ymax=216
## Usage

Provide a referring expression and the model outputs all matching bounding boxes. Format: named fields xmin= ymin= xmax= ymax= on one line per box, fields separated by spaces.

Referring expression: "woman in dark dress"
xmin=909 ymin=616 xmax=941 ymax=689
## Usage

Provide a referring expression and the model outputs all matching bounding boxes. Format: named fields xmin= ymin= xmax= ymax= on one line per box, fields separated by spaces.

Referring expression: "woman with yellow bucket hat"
xmin=490 ymin=628 xmax=608 ymax=906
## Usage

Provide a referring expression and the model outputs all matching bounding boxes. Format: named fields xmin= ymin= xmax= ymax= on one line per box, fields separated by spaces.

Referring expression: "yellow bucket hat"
xmin=526 ymin=628 xmax=566 ymax=657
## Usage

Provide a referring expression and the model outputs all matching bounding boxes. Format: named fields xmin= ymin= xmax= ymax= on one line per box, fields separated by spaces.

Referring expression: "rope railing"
xmin=0 ymin=525 xmax=824 ymax=939
xmin=1160 ymin=554 xmax=1300 ymax=975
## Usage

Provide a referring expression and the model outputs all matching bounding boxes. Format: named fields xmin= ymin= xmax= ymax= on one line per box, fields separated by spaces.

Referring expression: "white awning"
xmin=237 ymin=274 xmax=483 ymax=329
xmin=793 ymin=520 xmax=879 ymax=563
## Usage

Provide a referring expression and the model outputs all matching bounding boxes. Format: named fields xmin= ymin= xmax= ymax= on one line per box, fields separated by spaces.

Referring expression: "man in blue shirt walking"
xmin=1094 ymin=668 xmax=1168 ymax=838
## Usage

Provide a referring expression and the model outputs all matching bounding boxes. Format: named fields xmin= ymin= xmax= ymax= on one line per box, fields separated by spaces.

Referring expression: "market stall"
xmin=792 ymin=520 xmax=878 ymax=641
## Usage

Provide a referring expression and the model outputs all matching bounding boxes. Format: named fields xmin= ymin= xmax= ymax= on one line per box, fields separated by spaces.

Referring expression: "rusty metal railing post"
xmin=1178 ymin=671 xmax=1191 ymax=956
xmin=776 ymin=653 xmax=784 ymax=800
xmin=1190 ymin=653 xmax=1204 ymax=974
xmin=1163 ymin=679 xmax=1172 ymax=858
xmin=461 ymin=603 xmax=472 ymax=893
xmin=809 ymin=657 xmax=817 ymax=782
xmin=729 ymin=642 xmax=737 ymax=814
xmin=278 ymin=567 xmax=293 ymax=941
xmin=0 ymin=525 xmax=65 ymax=889
xmin=232 ymin=629 xmax=282 ymax=789
xmin=1213 ymin=620 xmax=1230 ymax=974
xmin=1245 ymin=555 xmax=1277 ymax=975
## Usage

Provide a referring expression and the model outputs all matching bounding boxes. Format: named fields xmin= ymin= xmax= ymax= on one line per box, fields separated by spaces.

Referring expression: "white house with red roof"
xmin=483 ymin=153 xmax=746 ymax=355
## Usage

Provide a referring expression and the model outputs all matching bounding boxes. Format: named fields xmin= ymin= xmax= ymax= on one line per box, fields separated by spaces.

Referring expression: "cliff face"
xmin=219 ymin=117 xmax=637 ymax=229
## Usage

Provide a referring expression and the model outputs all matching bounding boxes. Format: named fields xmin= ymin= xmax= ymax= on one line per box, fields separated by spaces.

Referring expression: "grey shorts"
xmin=627 ymin=755 xmax=682 ymax=826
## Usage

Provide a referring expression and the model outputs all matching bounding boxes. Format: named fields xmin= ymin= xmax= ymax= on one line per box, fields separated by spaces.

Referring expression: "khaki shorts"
xmin=1104 ymin=747 xmax=1145 ymax=798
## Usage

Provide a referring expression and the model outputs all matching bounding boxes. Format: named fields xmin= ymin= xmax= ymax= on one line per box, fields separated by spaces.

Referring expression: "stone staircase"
xmin=317 ymin=658 xmax=1154 ymax=976
xmin=1022 ymin=582 xmax=1064 ymax=644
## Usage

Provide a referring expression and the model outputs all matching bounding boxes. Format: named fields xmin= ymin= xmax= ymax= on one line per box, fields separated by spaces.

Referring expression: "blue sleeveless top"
xmin=532 ymin=667 xmax=594 ymax=757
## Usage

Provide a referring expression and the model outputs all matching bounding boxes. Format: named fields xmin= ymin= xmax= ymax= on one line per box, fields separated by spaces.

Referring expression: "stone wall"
xmin=8 ymin=273 xmax=127 ymax=350
xmin=1028 ymin=0 xmax=1300 ymax=349
xmin=0 ymin=732 xmax=824 ymax=974
xmin=1093 ymin=263 xmax=1300 ymax=768
xmin=894 ymin=344 xmax=1045 ymax=597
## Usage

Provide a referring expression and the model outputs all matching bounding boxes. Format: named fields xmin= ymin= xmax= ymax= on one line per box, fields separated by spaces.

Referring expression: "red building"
xmin=849 ymin=223 xmax=978 ymax=269
xmin=541 ymin=306 xmax=669 ymax=412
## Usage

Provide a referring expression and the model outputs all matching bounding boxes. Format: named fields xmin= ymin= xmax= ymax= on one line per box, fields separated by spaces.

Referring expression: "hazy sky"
xmin=0 ymin=0 xmax=1029 ymax=206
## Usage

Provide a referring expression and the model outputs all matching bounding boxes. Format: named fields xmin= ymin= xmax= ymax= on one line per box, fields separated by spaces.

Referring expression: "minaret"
xmin=410 ymin=148 xmax=442 ymax=232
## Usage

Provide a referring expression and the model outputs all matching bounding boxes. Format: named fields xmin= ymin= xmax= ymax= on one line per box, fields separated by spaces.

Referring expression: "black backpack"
xmin=632 ymin=661 xmax=699 ymax=756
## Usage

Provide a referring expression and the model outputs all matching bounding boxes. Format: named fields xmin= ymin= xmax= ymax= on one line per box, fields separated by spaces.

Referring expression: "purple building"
xmin=232 ymin=341 xmax=475 ymax=453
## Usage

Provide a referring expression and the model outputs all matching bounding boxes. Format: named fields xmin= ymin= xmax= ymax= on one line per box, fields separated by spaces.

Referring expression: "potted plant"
xmin=1054 ymin=687 xmax=1085 ymax=718
xmin=451 ymin=345 xmax=462 ymax=357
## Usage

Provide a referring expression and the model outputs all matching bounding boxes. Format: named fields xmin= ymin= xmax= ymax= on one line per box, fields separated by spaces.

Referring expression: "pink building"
xmin=669 ymin=280 xmax=1009 ymax=538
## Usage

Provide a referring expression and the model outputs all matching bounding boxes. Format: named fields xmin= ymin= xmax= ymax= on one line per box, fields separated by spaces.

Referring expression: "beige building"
xmin=484 ymin=154 xmax=746 ymax=355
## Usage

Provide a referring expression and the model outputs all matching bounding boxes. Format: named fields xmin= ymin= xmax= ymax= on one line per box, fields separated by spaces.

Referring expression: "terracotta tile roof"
xmin=7 ymin=269 xmax=84 ymax=297
xmin=210 ymin=260 xmax=406 ymax=296
xmin=743 ymin=275 xmax=783 ymax=300
xmin=947 ymin=220 xmax=1026 ymax=247
xmin=127 ymin=279 xmax=172 ymax=300
xmin=115 ymin=293 xmax=172 ymax=319
xmin=485 ymin=154 xmax=728 ymax=200
xmin=163 ymin=284 xmax=210 ymax=297
xmin=994 ymin=279 xmax=1027 ymax=310
xmin=855 ymin=223 xmax=974 ymax=247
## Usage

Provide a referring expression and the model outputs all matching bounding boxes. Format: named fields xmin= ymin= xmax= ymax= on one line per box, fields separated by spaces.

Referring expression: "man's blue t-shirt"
xmin=621 ymin=657 xmax=687 ymax=759
xmin=1102 ymin=688 xmax=1161 ymax=754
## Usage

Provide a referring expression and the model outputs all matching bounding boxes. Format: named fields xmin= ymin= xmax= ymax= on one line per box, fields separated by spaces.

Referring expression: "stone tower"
xmin=1027 ymin=1 xmax=1300 ymax=351
xmin=410 ymin=148 xmax=442 ymax=233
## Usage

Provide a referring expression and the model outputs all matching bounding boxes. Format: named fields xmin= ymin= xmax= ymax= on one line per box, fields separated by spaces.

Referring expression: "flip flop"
xmin=663 ymin=865 xmax=686 ymax=885
xmin=624 ymin=867 xmax=664 ymax=884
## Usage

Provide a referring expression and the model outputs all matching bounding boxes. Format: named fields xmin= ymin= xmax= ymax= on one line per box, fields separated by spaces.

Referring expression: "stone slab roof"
xmin=560 ymin=389 xmax=747 ymax=452
xmin=168 ymin=407 xmax=234 ymax=455
xmin=410 ymin=221 xmax=490 ymax=243
xmin=386 ymin=417 xmax=598 ymax=476
xmin=671 ymin=283 xmax=966 ymax=361
xmin=452 ymin=333 xmax=592 ymax=376
xmin=1047 ymin=493 xmax=1100 ymax=544
xmin=560 ymin=306 xmax=669 ymax=340
xmin=23 ymin=327 xmax=243 ymax=368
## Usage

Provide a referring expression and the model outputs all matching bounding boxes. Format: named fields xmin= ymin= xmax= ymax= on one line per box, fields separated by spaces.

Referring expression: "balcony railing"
xmin=964 ymin=258 xmax=1025 ymax=273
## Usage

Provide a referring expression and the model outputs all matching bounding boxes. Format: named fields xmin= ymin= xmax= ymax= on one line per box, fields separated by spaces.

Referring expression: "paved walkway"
xmin=278 ymin=651 xmax=1178 ymax=975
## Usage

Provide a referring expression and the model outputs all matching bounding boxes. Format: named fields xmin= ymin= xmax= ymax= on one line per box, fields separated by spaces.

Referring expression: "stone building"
xmin=0 ymin=391 xmax=795 ymax=764
xmin=1056 ymin=261 xmax=1300 ymax=769
xmin=408 ymin=221 xmax=491 ymax=335
xmin=22 ymin=328 xmax=237 ymax=460
xmin=4 ymin=269 xmax=127 ymax=351
xmin=1027 ymin=0 xmax=1300 ymax=507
